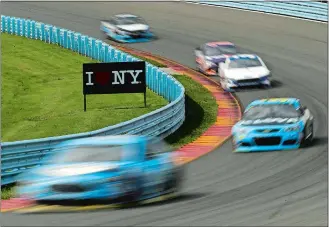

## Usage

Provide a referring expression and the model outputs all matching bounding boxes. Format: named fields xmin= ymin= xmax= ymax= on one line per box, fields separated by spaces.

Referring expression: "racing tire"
xmin=301 ymin=124 xmax=314 ymax=148
xmin=122 ymin=178 xmax=143 ymax=203
xmin=232 ymin=139 xmax=237 ymax=152
xmin=196 ymin=63 xmax=202 ymax=72
xmin=164 ymin=167 xmax=184 ymax=193
xmin=262 ymin=84 xmax=272 ymax=89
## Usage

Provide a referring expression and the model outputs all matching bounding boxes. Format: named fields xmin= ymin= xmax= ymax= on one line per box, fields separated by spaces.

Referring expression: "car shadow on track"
xmin=130 ymin=192 xmax=208 ymax=209
xmin=307 ymin=136 xmax=328 ymax=148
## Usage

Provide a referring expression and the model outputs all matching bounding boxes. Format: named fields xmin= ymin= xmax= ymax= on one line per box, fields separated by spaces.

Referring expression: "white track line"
xmin=185 ymin=1 xmax=328 ymax=24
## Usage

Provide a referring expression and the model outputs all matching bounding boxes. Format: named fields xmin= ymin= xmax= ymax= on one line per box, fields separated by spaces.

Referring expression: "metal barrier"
xmin=0 ymin=15 xmax=186 ymax=186
xmin=187 ymin=1 xmax=328 ymax=22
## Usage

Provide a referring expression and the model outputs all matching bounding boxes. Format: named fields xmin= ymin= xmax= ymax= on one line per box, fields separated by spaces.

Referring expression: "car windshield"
xmin=116 ymin=17 xmax=145 ymax=25
xmin=51 ymin=145 xmax=123 ymax=163
xmin=243 ymin=104 xmax=300 ymax=120
xmin=228 ymin=58 xmax=262 ymax=69
xmin=205 ymin=45 xmax=236 ymax=56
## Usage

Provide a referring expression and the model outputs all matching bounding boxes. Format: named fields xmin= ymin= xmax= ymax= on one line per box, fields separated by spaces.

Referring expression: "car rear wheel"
xmin=196 ymin=63 xmax=202 ymax=72
xmin=164 ymin=167 xmax=183 ymax=193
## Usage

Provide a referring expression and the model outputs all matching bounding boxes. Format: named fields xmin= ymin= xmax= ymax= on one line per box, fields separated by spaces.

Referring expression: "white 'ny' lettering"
xmin=111 ymin=70 xmax=142 ymax=85
xmin=128 ymin=70 xmax=142 ymax=84
xmin=112 ymin=70 xmax=125 ymax=85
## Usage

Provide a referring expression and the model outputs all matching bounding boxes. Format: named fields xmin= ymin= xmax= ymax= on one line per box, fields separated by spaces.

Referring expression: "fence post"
xmin=56 ymin=27 xmax=61 ymax=45
xmin=15 ymin=18 xmax=20 ymax=35
xmin=1 ymin=16 xmax=6 ymax=32
xmin=97 ymin=41 xmax=103 ymax=61
xmin=45 ymin=25 xmax=50 ymax=43
xmin=110 ymin=48 xmax=115 ymax=61
xmin=104 ymin=44 xmax=109 ymax=62
xmin=31 ymin=20 xmax=36 ymax=39
xmin=91 ymin=38 xmax=96 ymax=59
xmin=41 ymin=23 xmax=46 ymax=41
xmin=67 ymin=31 xmax=72 ymax=50
xmin=36 ymin=23 xmax=41 ymax=40
xmin=63 ymin=29 xmax=68 ymax=49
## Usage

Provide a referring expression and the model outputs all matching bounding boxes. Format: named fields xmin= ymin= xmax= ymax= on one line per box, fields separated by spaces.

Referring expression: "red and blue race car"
xmin=194 ymin=41 xmax=238 ymax=76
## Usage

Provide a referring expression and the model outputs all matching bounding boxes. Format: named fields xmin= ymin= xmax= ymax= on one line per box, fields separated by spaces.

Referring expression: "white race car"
xmin=100 ymin=14 xmax=155 ymax=43
xmin=218 ymin=54 xmax=271 ymax=91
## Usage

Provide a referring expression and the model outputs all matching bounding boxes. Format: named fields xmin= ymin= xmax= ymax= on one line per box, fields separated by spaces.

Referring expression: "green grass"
xmin=165 ymin=74 xmax=218 ymax=148
xmin=1 ymin=35 xmax=218 ymax=199
xmin=1 ymin=185 xmax=16 ymax=200
xmin=1 ymin=33 xmax=168 ymax=142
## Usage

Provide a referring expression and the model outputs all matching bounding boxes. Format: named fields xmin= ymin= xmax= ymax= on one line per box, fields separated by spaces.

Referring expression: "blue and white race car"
xmin=100 ymin=14 xmax=155 ymax=43
xmin=218 ymin=54 xmax=271 ymax=91
xmin=232 ymin=98 xmax=314 ymax=152
xmin=16 ymin=135 xmax=184 ymax=204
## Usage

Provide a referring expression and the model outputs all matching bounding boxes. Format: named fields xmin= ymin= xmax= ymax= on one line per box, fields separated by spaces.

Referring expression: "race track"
xmin=2 ymin=2 xmax=328 ymax=226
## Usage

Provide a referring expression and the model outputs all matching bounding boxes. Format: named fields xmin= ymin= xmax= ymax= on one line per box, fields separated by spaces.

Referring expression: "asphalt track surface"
xmin=2 ymin=2 xmax=328 ymax=226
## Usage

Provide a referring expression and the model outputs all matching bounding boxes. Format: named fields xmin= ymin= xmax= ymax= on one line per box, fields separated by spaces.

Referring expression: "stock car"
xmin=195 ymin=41 xmax=238 ymax=76
xmin=16 ymin=135 xmax=184 ymax=204
xmin=231 ymin=98 xmax=314 ymax=152
xmin=100 ymin=14 xmax=155 ymax=43
xmin=218 ymin=54 xmax=272 ymax=91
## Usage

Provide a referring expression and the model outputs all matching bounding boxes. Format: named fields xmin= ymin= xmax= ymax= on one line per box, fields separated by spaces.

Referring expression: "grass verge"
xmin=1 ymin=33 xmax=168 ymax=142
xmin=1 ymin=185 xmax=16 ymax=200
xmin=165 ymin=74 xmax=218 ymax=148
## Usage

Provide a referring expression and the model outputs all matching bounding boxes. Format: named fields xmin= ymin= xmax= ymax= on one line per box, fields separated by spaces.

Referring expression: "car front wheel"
xmin=301 ymin=124 xmax=314 ymax=147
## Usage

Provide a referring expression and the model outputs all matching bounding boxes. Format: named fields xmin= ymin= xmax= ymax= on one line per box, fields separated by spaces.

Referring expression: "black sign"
xmin=82 ymin=61 xmax=146 ymax=111
xmin=83 ymin=61 xmax=146 ymax=95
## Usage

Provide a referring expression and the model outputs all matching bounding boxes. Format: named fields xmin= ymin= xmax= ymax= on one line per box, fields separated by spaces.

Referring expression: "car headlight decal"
xmin=284 ymin=125 xmax=300 ymax=132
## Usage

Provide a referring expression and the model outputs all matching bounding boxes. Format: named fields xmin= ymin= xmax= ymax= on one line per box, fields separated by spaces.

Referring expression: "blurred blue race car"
xmin=100 ymin=14 xmax=155 ymax=43
xmin=232 ymin=98 xmax=314 ymax=152
xmin=16 ymin=135 xmax=184 ymax=204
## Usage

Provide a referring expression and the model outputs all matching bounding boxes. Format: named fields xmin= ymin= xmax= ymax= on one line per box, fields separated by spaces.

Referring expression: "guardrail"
xmin=187 ymin=1 xmax=328 ymax=22
xmin=0 ymin=15 xmax=185 ymax=186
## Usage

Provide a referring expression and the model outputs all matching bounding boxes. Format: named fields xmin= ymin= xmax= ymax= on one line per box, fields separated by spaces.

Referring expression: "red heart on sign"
xmin=95 ymin=72 xmax=110 ymax=86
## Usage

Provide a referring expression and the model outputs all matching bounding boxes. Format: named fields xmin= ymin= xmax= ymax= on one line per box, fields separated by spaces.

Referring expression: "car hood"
xmin=27 ymin=162 xmax=122 ymax=178
xmin=236 ymin=117 xmax=300 ymax=126
xmin=225 ymin=67 xmax=269 ymax=80
xmin=117 ymin=24 xmax=149 ymax=32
